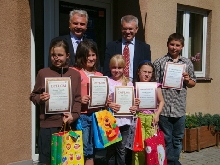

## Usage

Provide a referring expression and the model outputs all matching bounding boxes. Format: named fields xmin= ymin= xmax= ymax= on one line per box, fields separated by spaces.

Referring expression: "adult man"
xmin=103 ymin=15 xmax=151 ymax=81
xmin=50 ymin=9 xmax=89 ymax=66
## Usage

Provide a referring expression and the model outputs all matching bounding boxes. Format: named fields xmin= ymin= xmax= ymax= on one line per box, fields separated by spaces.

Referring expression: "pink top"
xmin=138 ymin=83 xmax=161 ymax=114
xmin=108 ymin=77 xmax=133 ymax=127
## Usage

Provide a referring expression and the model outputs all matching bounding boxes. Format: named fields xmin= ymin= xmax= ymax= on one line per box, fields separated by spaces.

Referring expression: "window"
xmin=176 ymin=8 xmax=208 ymax=77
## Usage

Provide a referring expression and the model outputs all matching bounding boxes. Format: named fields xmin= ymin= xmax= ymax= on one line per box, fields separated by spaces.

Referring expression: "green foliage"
xmin=185 ymin=112 xmax=220 ymax=131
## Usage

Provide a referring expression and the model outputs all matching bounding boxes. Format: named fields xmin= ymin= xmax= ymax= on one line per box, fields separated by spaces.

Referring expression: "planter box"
xmin=182 ymin=126 xmax=217 ymax=152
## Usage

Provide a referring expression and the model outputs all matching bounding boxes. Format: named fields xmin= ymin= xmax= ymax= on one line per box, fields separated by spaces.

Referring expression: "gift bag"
xmin=92 ymin=113 xmax=104 ymax=148
xmin=51 ymin=124 xmax=84 ymax=165
xmin=144 ymin=130 xmax=167 ymax=165
xmin=125 ymin=117 xmax=143 ymax=152
xmin=93 ymin=109 xmax=122 ymax=148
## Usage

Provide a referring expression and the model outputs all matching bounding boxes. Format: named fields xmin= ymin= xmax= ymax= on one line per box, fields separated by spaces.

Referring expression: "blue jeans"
xmin=80 ymin=114 xmax=94 ymax=159
xmin=159 ymin=115 xmax=185 ymax=165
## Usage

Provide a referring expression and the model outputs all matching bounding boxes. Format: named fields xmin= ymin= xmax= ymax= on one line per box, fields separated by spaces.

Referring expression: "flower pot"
xmin=182 ymin=126 xmax=217 ymax=152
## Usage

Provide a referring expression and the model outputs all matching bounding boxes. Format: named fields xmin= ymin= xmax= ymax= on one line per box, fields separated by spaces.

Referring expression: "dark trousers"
xmin=106 ymin=125 xmax=132 ymax=165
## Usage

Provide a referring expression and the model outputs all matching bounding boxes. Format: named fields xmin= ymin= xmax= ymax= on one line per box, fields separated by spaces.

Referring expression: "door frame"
xmin=32 ymin=0 xmax=113 ymax=162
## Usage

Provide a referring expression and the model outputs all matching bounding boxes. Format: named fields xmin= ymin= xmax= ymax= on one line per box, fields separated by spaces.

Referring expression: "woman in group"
xmin=132 ymin=60 xmax=165 ymax=165
xmin=106 ymin=54 xmax=138 ymax=165
xmin=30 ymin=39 xmax=81 ymax=165
xmin=71 ymin=40 xmax=103 ymax=165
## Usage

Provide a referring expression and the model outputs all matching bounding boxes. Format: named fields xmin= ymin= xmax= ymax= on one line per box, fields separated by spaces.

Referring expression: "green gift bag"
xmin=51 ymin=132 xmax=64 ymax=165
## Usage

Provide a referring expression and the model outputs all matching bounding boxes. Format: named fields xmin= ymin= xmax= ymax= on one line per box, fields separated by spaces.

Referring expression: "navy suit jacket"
xmin=103 ymin=38 xmax=151 ymax=81
xmin=49 ymin=34 xmax=93 ymax=66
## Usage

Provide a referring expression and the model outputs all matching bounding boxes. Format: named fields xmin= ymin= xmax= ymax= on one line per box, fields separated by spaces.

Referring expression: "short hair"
xmin=135 ymin=61 xmax=156 ymax=82
xmin=69 ymin=9 xmax=88 ymax=23
xmin=167 ymin=33 xmax=185 ymax=46
xmin=74 ymin=40 xmax=99 ymax=71
xmin=121 ymin=15 xmax=138 ymax=27
xmin=109 ymin=54 xmax=129 ymax=86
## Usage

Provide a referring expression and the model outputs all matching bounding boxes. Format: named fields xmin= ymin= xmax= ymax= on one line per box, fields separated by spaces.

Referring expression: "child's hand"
xmin=129 ymin=106 xmax=138 ymax=115
xmin=183 ymin=72 xmax=190 ymax=83
xmin=40 ymin=92 xmax=50 ymax=102
xmin=81 ymin=95 xmax=90 ymax=104
xmin=108 ymin=103 xmax=121 ymax=113
xmin=107 ymin=95 xmax=112 ymax=105
xmin=134 ymin=98 xmax=140 ymax=106
xmin=153 ymin=113 xmax=160 ymax=124
xmin=63 ymin=113 xmax=74 ymax=124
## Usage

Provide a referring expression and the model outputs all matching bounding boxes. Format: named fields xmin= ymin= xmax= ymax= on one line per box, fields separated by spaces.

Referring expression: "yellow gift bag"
xmin=62 ymin=130 xmax=84 ymax=165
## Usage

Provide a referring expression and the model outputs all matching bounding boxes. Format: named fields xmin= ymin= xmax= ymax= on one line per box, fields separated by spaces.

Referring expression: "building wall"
xmin=114 ymin=0 xmax=220 ymax=115
xmin=0 ymin=0 xmax=32 ymax=164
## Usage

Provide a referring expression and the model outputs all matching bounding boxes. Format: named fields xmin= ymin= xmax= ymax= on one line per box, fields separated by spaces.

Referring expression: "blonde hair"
xmin=109 ymin=54 xmax=129 ymax=86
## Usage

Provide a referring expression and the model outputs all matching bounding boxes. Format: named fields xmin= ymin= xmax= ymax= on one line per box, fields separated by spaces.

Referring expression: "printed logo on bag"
xmin=66 ymin=143 xmax=71 ymax=150
xmin=145 ymin=146 xmax=152 ymax=154
xmin=157 ymin=144 xmax=165 ymax=165
xmin=74 ymin=143 xmax=81 ymax=150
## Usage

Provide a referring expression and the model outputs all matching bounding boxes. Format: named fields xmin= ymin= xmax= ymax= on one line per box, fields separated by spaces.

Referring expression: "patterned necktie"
xmin=123 ymin=41 xmax=130 ymax=77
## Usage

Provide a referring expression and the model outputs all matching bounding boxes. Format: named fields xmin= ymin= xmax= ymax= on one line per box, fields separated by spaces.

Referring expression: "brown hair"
xmin=167 ymin=33 xmax=185 ymax=46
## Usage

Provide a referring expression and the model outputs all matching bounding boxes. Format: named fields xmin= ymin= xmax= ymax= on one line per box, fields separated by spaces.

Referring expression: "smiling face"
xmin=167 ymin=40 xmax=183 ymax=58
xmin=138 ymin=65 xmax=153 ymax=82
xmin=69 ymin=13 xmax=87 ymax=39
xmin=50 ymin=46 xmax=70 ymax=68
xmin=121 ymin=20 xmax=138 ymax=41
xmin=84 ymin=49 xmax=97 ymax=71
xmin=110 ymin=61 xmax=124 ymax=81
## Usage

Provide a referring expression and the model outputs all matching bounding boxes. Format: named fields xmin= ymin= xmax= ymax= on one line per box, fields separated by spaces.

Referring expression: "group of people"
xmin=30 ymin=9 xmax=196 ymax=165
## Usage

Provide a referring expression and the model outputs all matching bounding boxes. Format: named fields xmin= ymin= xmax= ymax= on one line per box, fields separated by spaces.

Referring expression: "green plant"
xmin=185 ymin=114 xmax=199 ymax=128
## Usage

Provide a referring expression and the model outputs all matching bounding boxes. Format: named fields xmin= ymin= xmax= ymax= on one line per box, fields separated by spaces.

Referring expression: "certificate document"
xmin=89 ymin=76 xmax=109 ymax=108
xmin=45 ymin=77 xmax=72 ymax=114
xmin=114 ymin=86 xmax=134 ymax=116
xmin=162 ymin=62 xmax=186 ymax=90
xmin=135 ymin=82 xmax=157 ymax=109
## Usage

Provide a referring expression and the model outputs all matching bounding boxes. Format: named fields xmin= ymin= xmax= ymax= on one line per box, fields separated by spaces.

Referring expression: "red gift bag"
xmin=125 ymin=117 xmax=143 ymax=152
xmin=144 ymin=130 xmax=167 ymax=165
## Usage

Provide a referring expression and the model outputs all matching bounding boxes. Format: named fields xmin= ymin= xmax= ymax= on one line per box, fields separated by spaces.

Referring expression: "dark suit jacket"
xmin=103 ymin=38 xmax=151 ymax=81
xmin=49 ymin=34 xmax=93 ymax=66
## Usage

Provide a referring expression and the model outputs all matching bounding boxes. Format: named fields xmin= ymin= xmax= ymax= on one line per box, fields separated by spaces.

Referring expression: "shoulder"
xmin=106 ymin=39 xmax=122 ymax=46
xmin=95 ymin=72 xmax=103 ymax=76
xmin=154 ymin=55 xmax=167 ymax=63
xmin=68 ymin=67 xmax=80 ymax=76
xmin=135 ymin=39 xmax=150 ymax=48
xmin=51 ymin=35 xmax=70 ymax=42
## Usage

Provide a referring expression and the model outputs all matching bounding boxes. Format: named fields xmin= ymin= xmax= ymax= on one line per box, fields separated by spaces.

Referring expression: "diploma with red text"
xmin=114 ymin=86 xmax=134 ymax=116
xmin=45 ymin=77 xmax=72 ymax=114
xmin=136 ymin=82 xmax=157 ymax=109
xmin=162 ymin=62 xmax=186 ymax=90
xmin=89 ymin=76 xmax=109 ymax=108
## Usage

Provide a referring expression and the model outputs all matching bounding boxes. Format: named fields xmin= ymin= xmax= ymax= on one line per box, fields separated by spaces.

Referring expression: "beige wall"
xmin=0 ymin=0 xmax=32 ymax=164
xmin=115 ymin=0 xmax=220 ymax=115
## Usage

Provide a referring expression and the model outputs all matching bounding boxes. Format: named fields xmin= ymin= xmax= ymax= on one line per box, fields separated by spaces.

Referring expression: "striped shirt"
xmin=153 ymin=54 xmax=196 ymax=117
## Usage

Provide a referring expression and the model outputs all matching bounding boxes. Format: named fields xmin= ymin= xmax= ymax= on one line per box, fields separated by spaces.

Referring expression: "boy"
xmin=153 ymin=33 xmax=196 ymax=165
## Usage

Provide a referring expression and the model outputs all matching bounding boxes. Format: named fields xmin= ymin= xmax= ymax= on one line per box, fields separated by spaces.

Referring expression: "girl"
xmin=106 ymin=54 xmax=138 ymax=165
xmin=30 ymin=40 xmax=81 ymax=165
xmin=132 ymin=60 xmax=165 ymax=165
xmin=71 ymin=40 xmax=103 ymax=165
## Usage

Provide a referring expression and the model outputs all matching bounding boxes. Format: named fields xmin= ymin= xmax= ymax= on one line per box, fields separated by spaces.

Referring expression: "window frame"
xmin=178 ymin=9 xmax=208 ymax=77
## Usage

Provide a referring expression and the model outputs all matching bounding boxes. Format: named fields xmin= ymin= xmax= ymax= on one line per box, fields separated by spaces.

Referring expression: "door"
xmin=32 ymin=0 xmax=112 ymax=162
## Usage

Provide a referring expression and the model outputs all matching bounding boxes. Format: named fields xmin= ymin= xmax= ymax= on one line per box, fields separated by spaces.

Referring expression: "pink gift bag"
xmin=144 ymin=130 xmax=167 ymax=165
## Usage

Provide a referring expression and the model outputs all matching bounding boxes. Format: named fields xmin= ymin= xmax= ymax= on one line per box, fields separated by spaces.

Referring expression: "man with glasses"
xmin=103 ymin=15 xmax=151 ymax=82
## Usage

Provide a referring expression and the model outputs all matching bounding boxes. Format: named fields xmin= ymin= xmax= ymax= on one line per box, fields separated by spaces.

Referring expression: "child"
xmin=106 ymin=54 xmax=138 ymax=165
xmin=153 ymin=33 xmax=196 ymax=165
xmin=71 ymin=40 xmax=103 ymax=165
xmin=132 ymin=60 xmax=165 ymax=165
xmin=30 ymin=40 xmax=81 ymax=165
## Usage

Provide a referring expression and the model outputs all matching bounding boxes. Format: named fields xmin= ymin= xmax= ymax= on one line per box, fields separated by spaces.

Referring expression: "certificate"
xmin=162 ymin=62 xmax=186 ymax=90
xmin=136 ymin=82 xmax=157 ymax=109
xmin=89 ymin=76 xmax=109 ymax=108
xmin=114 ymin=86 xmax=134 ymax=116
xmin=45 ymin=77 xmax=72 ymax=114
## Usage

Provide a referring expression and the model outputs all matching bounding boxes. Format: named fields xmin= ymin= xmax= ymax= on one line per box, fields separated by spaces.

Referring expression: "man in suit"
xmin=103 ymin=15 xmax=151 ymax=81
xmin=50 ymin=9 xmax=89 ymax=66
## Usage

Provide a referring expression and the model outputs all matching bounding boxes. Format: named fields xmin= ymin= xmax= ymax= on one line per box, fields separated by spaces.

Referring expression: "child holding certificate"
xmin=153 ymin=33 xmax=196 ymax=165
xmin=30 ymin=39 xmax=81 ymax=165
xmin=71 ymin=40 xmax=103 ymax=165
xmin=106 ymin=54 xmax=138 ymax=165
xmin=132 ymin=60 xmax=165 ymax=165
